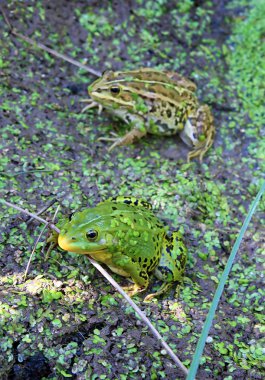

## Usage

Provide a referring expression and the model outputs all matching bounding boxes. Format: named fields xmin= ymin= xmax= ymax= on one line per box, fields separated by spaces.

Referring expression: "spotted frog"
xmin=83 ymin=68 xmax=215 ymax=161
xmin=57 ymin=196 xmax=187 ymax=301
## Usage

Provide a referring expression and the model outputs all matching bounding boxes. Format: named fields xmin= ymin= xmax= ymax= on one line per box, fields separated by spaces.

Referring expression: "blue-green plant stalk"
xmin=187 ymin=180 xmax=265 ymax=380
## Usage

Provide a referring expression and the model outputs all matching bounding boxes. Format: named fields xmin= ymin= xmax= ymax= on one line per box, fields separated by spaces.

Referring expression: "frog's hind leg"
xmin=180 ymin=105 xmax=215 ymax=162
xmin=187 ymin=105 xmax=214 ymax=162
xmin=111 ymin=252 xmax=150 ymax=297
xmin=144 ymin=232 xmax=187 ymax=302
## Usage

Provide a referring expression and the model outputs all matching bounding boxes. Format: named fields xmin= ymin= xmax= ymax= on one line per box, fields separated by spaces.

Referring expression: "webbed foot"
xmin=181 ymin=104 xmax=215 ymax=162
xmin=122 ymin=283 xmax=146 ymax=298
xmin=187 ymin=105 xmax=215 ymax=162
xmin=81 ymin=98 xmax=103 ymax=114
xmin=143 ymin=282 xmax=173 ymax=302
xmin=98 ymin=128 xmax=146 ymax=152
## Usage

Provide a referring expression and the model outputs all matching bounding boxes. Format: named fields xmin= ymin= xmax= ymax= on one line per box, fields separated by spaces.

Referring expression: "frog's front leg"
xmin=111 ymin=252 xmax=149 ymax=297
xmin=144 ymin=231 xmax=187 ymax=302
xmin=98 ymin=114 xmax=147 ymax=152
xmin=107 ymin=127 xmax=147 ymax=152
xmin=180 ymin=104 xmax=215 ymax=162
xmin=81 ymin=98 xmax=103 ymax=114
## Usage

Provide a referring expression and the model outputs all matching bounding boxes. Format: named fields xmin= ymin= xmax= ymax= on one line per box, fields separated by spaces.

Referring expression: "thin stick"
xmin=0 ymin=199 xmax=60 ymax=233
xmin=44 ymin=204 xmax=61 ymax=260
xmin=24 ymin=204 xmax=61 ymax=278
xmin=0 ymin=7 xmax=101 ymax=77
xmin=24 ymin=224 xmax=48 ymax=279
xmin=27 ymin=198 xmax=58 ymax=224
xmin=90 ymin=257 xmax=189 ymax=376
xmin=2 ymin=198 xmax=190 ymax=376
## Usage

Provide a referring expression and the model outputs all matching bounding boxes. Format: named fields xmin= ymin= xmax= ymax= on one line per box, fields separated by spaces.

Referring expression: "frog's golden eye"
xmin=86 ymin=229 xmax=98 ymax=241
xmin=110 ymin=86 xmax=121 ymax=95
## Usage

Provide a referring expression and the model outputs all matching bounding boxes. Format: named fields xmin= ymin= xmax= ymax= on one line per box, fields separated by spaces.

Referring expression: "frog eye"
xmin=110 ymin=86 xmax=121 ymax=95
xmin=86 ymin=229 xmax=98 ymax=241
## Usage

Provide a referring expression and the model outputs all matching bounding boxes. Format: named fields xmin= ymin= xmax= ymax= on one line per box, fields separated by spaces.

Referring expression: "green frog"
xmin=56 ymin=196 xmax=187 ymax=301
xmin=82 ymin=68 xmax=215 ymax=161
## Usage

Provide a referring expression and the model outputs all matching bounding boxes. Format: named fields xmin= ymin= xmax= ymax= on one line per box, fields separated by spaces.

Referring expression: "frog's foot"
xmin=181 ymin=105 xmax=214 ymax=162
xmin=97 ymin=132 xmax=119 ymax=142
xmin=45 ymin=230 xmax=59 ymax=259
xmin=122 ymin=283 xmax=146 ymax=298
xmin=98 ymin=128 xmax=147 ymax=152
xmin=81 ymin=98 xmax=103 ymax=115
xmin=46 ymin=230 xmax=59 ymax=245
xmin=143 ymin=282 xmax=173 ymax=302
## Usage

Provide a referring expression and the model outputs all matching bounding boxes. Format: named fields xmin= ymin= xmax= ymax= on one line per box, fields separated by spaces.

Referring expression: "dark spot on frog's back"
xmin=166 ymin=109 xmax=172 ymax=118
xmin=139 ymin=271 xmax=148 ymax=280
xmin=125 ymin=115 xmax=133 ymax=123
xmin=112 ymin=206 xmax=117 ymax=210
xmin=178 ymin=244 xmax=185 ymax=253
xmin=150 ymin=106 xmax=157 ymax=114
xmin=166 ymin=245 xmax=173 ymax=253
xmin=180 ymin=255 xmax=186 ymax=267
xmin=175 ymin=117 xmax=181 ymax=127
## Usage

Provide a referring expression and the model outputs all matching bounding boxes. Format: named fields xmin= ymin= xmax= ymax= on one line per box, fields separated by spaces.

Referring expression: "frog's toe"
xmin=97 ymin=134 xmax=121 ymax=150
xmin=80 ymin=99 xmax=102 ymax=114
xmin=122 ymin=284 xmax=146 ymax=298
xmin=187 ymin=138 xmax=213 ymax=162
xmin=108 ymin=138 xmax=124 ymax=151
xmin=143 ymin=282 xmax=173 ymax=302
xmin=187 ymin=146 xmax=205 ymax=162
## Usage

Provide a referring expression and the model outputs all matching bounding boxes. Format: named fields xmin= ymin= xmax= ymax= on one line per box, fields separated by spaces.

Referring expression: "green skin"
xmin=57 ymin=196 xmax=187 ymax=301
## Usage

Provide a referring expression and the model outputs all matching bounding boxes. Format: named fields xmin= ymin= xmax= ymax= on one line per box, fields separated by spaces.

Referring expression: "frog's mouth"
xmin=58 ymin=235 xmax=108 ymax=257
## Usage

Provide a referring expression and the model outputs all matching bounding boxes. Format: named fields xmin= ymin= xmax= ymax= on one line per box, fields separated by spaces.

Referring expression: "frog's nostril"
xmin=71 ymin=237 xmax=76 ymax=241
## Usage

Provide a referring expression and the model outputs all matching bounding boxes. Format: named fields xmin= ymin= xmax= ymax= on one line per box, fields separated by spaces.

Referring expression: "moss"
xmin=0 ymin=0 xmax=264 ymax=378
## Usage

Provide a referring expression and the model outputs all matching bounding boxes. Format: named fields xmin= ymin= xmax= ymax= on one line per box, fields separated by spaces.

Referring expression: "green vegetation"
xmin=0 ymin=0 xmax=264 ymax=378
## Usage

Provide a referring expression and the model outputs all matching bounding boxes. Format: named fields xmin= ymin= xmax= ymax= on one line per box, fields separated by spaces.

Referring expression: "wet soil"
xmin=0 ymin=1 xmax=264 ymax=379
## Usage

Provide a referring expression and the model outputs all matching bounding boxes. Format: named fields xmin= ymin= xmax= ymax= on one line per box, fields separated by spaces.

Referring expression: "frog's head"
xmin=88 ymin=70 xmax=145 ymax=111
xmin=58 ymin=208 xmax=113 ymax=256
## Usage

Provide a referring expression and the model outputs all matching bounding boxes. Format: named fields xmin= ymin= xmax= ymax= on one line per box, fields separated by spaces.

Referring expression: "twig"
xmin=0 ymin=199 xmax=60 ymax=233
xmin=43 ymin=204 xmax=61 ymax=260
xmin=27 ymin=198 xmax=58 ymax=224
xmin=0 ymin=6 xmax=101 ymax=77
xmin=24 ymin=224 xmax=48 ymax=279
xmin=24 ymin=204 xmax=61 ymax=278
xmin=90 ymin=258 xmax=189 ymax=375
xmin=2 ymin=198 xmax=189 ymax=376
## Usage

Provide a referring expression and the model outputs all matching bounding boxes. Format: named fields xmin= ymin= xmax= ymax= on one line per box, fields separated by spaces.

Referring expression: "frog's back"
xmin=96 ymin=199 xmax=166 ymax=272
xmin=96 ymin=199 xmax=165 ymax=234
xmin=102 ymin=69 xmax=197 ymax=103
xmin=103 ymin=68 xmax=197 ymax=92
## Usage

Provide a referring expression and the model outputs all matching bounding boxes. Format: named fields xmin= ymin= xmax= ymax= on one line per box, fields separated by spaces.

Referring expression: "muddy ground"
xmin=0 ymin=1 xmax=264 ymax=379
